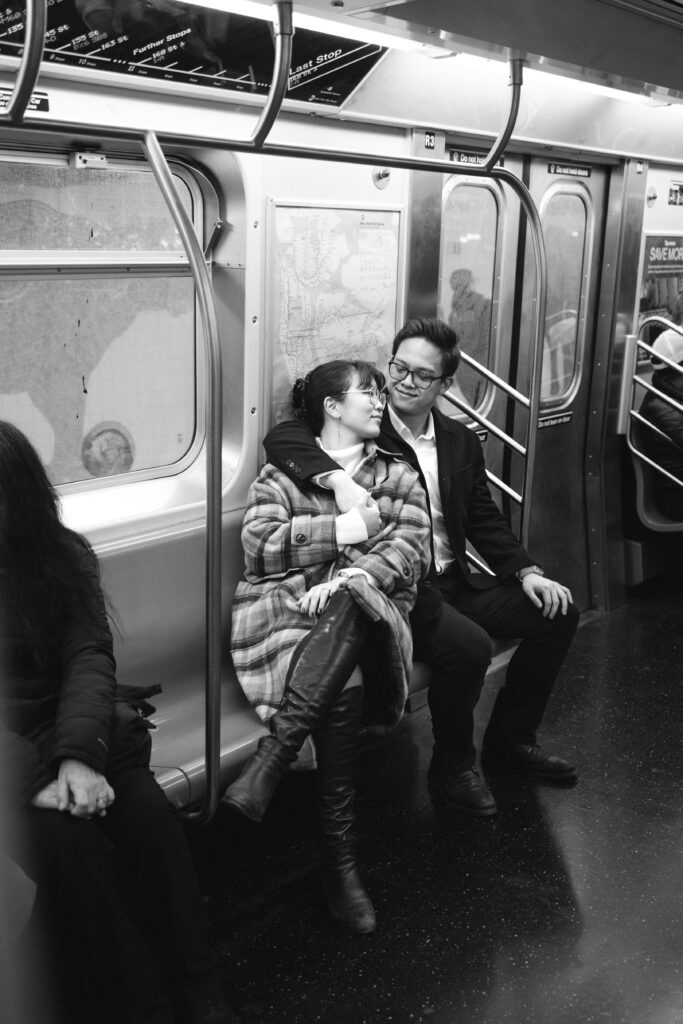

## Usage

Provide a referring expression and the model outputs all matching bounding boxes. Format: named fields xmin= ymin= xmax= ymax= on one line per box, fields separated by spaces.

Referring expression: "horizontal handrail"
xmin=633 ymin=376 xmax=683 ymax=414
xmin=631 ymin=408 xmax=676 ymax=443
xmin=466 ymin=550 xmax=496 ymax=576
xmin=441 ymin=390 xmax=527 ymax=457
xmin=459 ymin=350 xmax=530 ymax=407
xmin=636 ymin=340 xmax=683 ymax=375
xmin=485 ymin=468 xmax=523 ymax=504
xmin=628 ymin=437 xmax=683 ymax=489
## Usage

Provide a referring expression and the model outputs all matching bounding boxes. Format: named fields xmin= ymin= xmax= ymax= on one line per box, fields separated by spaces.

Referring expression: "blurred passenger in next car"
xmin=223 ymin=360 xmax=430 ymax=935
xmin=264 ymin=318 xmax=579 ymax=821
xmin=0 ymin=422 xmax=237 ymax=1024
xmin=639 ymin=328 xmax=683 ymax=520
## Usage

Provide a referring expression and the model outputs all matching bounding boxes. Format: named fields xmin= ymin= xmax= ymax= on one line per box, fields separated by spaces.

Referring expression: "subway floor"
xmin=188 ymin=575 xmax=683 ymax=1024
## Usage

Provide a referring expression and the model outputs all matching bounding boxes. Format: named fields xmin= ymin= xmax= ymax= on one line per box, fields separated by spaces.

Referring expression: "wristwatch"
xmin=516 ymin=564 xmax=544 ymax=581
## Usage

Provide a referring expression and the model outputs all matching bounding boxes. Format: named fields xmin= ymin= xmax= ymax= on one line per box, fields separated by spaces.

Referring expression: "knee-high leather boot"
xmin=314 ymin=685 xmax=376 ymax=935
xmin=223 ymin=591 xmax=368 ymax=822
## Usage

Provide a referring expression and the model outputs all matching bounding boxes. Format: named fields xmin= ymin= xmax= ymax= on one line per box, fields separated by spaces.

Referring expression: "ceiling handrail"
xmin=483 ymin=57 xmax=524 ymax=171
xmin=142 ymin=130 xmax=223 ymax=826
xmin=0 ymin=0 xmax=46 ymax=125
xmin=251 ymin=1 xmax=294 ymax=147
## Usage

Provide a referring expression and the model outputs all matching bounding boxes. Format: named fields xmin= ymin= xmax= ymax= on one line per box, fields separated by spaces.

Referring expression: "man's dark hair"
xmin=392 ymin=317 xmax=460 ymax=377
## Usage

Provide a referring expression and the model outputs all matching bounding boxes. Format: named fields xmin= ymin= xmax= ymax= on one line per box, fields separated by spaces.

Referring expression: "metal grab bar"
xmin=499 ymin=167 xmax=547 ymax=547
xmin=143 ymin=131 xmax=223 ymax=826
xmin=466 ymin=550 xmax=496 ymax=576
xmin=483 ymin=58 xmax=524 ymax=171
xmin=458 ymin=350 xmax=531 ymax=407
xmin=251 ymin=1 xmax=294 ymax=147
xmin=629 ymin=440 xmax=683 ymax=488
xmin=0 ymin=0 xmax=46 ymax=125
xmin=441 ymin=390 xmax=527 ymax=457
xmin=634 ymin=376 xmax=683 ymax=415
xmin=485 ymin=469 xmax=523 ymax=505
xmin=631 ymin=408 xmax=678 ymax=443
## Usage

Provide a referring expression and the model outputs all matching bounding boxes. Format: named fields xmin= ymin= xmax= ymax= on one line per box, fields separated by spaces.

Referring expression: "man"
xmin=264 ymin=317 xmax=579 ymax=818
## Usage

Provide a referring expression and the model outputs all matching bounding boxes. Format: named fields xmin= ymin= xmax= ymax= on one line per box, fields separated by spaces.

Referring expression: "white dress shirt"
xmin=387 ymin=405 xmax=455 ymax=574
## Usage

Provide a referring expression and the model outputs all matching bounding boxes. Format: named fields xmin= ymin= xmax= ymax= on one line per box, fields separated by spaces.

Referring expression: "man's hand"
xmin=57 ymin=759 xmax=115 ymax=818
xmin=521 ymin=573 xmax=573 ymax=619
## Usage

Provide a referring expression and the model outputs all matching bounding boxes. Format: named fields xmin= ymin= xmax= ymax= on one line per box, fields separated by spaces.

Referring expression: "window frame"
xmin=0 ymin=151 xmax=209 ymax=539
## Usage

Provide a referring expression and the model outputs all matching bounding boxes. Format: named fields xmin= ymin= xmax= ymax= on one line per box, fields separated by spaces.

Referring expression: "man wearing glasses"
xmin=264 ymin=317 xmax=578 ymax=818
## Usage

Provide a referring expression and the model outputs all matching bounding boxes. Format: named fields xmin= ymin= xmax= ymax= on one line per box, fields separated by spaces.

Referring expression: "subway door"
xmin=518 ymin=158 xmax=609 ymax=609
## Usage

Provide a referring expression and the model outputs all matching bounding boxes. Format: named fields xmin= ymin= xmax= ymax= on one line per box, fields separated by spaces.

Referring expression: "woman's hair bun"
xmin=291 ymin=377 xmax=308 ymax=418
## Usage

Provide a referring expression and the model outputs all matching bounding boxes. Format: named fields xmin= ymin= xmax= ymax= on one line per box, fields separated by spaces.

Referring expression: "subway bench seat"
xmin=150 ymin=638 xmax=520 ymax=810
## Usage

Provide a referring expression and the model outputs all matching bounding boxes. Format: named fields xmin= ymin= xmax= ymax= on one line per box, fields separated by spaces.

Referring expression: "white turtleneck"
xmin=317 ymin=439 xmax=369 ymax=546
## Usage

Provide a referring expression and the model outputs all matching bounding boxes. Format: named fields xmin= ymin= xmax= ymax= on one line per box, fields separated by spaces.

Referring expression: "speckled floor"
xmin=188 ymin=576 xmax=683 ymax=1024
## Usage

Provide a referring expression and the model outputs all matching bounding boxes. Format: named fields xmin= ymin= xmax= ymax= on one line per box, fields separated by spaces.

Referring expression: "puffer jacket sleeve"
xmin=0 ymin=720 xmax=53 ymax=807
xmin=242 ymin=466 xmax=339 ymax=581
xmin=643 ymin=385 xmax=683 ymax=450
xmin=51 ymin=541 xmax=116 ymax=775
xmin=345 ymin=461 xmax=431 ymax=598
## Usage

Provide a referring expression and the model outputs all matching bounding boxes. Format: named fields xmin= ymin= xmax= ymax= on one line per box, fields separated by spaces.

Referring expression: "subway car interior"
xmin=2 ymin=0 xmax=683 ymax=1021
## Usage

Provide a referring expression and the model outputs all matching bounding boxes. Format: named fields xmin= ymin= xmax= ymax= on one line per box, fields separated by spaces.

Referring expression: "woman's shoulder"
xmin=63 ymin=528 xmax=95 ymax=558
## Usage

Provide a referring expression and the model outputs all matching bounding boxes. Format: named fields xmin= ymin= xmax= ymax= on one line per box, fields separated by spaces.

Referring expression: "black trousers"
xmin=13 ymin=766 xmax=213 ymax=1024
xmin=412 ymin=574 xmax=580 ymax=773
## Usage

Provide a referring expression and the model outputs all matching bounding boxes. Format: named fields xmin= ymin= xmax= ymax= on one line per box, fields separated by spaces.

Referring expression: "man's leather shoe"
xmin=427 ymin=765 xmax=497 ymax=817
xmin=482 ymin=743 xmax=577 ymax=781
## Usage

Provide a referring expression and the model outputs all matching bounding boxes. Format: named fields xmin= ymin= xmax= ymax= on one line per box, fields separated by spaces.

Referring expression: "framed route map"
xmin=266 ymin=202 xmax=402 ymax=424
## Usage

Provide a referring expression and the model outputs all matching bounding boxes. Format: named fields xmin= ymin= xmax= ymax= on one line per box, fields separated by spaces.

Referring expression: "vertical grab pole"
xmin=483 ymin=58 xmax=524 ymax=172
xmin=0 ymin=0 xmax=47 ymax=124
xmin=495 ymin=168 xmax=548 ymax=548
xmin=251 ymin=0 xmax=294 ymax=148
xmin=143 ymin=131 xmax=223 ymax=825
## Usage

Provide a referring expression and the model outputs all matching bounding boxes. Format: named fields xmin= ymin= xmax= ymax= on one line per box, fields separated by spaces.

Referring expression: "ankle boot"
xmin=314 ymin=686 xmax=376 ymax=935
xmin=223 ymin=591 xmax=368 ymax=822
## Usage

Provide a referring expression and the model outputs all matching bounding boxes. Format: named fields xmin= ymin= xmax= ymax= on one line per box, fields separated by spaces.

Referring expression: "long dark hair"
xmin=291 ymin=360 xmax=385 ymax=435
xmin=0 ymin=421 xmax=109 ymax=666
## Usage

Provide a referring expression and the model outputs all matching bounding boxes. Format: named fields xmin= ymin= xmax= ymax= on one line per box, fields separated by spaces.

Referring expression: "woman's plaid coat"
xmin=230 ymin=443 xmax=431 ymax=756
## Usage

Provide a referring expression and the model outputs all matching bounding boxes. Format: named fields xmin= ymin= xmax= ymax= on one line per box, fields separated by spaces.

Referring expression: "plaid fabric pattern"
xmin=230 ymin=444 xmax=430 ymax=740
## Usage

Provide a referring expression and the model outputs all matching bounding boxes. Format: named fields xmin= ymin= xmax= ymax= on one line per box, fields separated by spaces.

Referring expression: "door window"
xmin=438 ymin=183 xmax=498 ymax=408
xmin=540 ymin=192 xmax=588 ymax=403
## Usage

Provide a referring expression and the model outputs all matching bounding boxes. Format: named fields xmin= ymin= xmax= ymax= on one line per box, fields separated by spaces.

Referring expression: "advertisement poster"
xmin=638 ymin=235 xmax=683 ymax=349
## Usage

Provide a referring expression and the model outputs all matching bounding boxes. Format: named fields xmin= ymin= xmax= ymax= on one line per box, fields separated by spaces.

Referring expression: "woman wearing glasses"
xmin=224 ymin=359 xmax=430 ymax=935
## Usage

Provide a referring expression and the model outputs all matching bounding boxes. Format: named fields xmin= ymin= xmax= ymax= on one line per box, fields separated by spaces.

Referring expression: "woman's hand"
xmin=56 ymin=759 xmax=115 ymax=818
xmin=298 ymin=576 xmax=345 ymax=618
xmin=31 ymin=780 xmax=62 ymax=811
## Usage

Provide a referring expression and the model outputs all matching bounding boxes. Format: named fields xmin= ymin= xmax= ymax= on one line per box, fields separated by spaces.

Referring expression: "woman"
xmin=224 ymin=360 xmax=431 ymax=934
xmin=0 ymin=422 xmax=234 ymax=1024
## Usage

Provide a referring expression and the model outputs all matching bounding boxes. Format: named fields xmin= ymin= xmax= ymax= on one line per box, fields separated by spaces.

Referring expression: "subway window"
xmin=438 ymin=182 xmax=498 ymax=408
xmin=0 ymin=159 xmax=198 ymax=486
xmin=540 ymin=191 xmax=587 ymax=402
